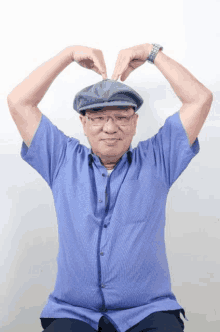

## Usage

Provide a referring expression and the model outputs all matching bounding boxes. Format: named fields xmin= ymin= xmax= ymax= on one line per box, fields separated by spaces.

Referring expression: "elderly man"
xmin=7 ymin=43 xmax=213 ymax=332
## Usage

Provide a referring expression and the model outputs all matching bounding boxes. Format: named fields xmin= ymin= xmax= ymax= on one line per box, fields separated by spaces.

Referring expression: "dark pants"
xmin=41 ymin=309 xmax=185 ymax=332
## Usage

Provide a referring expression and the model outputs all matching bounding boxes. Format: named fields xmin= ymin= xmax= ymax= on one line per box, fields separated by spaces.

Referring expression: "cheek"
xmin=86 ymin=127 xmax=100 ymax=140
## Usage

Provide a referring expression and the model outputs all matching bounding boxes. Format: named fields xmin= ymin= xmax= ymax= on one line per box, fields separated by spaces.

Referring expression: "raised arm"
xmin=7 ymin=47 xmax=73 ymax=147
xmin=7 ymin=46 xmax=107 ymax=147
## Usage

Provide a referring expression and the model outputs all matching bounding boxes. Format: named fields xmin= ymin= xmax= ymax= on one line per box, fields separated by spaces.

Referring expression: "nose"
xmin=103 ymin=117 xmax=118 ymax=131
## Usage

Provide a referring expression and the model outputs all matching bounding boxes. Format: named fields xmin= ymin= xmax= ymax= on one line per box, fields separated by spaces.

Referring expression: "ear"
xmin=134 ymin=114 xmax=138 ymax=134
xmin=79 ymin=114 xmax=86 ymax=124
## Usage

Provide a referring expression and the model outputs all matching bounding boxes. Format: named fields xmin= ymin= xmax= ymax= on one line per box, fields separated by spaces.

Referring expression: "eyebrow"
xmin=87 ymin=108 xmax=131 ymax=115
xmin=87 ymin=113 xmax=130 ymax=118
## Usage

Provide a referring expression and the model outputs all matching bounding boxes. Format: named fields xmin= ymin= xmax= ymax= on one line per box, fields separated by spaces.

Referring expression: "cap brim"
xmin=78 ymin=101 xmax=137 ymax=112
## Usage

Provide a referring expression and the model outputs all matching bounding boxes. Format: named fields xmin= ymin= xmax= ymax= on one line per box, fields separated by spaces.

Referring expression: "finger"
xmin=121 ymin=65 xmax=134 ymax=81
xmin=95 ymin=63 xmax=107 ymax=79
xmin=112 ymin=57 xmax=130 ymax=81
xmin=102 ymin=72 xmax=108 ymax=80
xmin=112 ymin=53 xmax=131 ymax=81
xmin=91 ymin=65 xmax=107 ymax=80
xmin=111 ymin=51 xmax=125 ymax=80
xmin=92 ymin=52 xmax=107 ymax=79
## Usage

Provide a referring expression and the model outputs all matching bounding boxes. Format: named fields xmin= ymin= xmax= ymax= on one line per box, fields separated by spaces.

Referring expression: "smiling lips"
xmin=103 ymin=139 xmax=119 ymax=144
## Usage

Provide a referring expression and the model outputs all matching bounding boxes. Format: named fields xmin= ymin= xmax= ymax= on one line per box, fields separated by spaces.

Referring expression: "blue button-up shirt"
xmin=21 ymin=110 xmax=200 ymax=332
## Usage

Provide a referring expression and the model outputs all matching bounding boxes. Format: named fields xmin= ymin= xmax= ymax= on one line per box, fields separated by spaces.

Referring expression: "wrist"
xmin=146 ymin=43 xmax=154 ymax=57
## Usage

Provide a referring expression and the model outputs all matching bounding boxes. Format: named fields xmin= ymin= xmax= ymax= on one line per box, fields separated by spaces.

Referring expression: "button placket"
xmin=100 ymin=172 xmax=108 ymax=291
xmin=99 ymin=172 xmax=107 ymax=206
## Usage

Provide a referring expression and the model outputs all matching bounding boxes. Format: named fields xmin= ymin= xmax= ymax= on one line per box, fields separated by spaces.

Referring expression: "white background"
xmin=1 ymin=0 xmax=220 ymax=331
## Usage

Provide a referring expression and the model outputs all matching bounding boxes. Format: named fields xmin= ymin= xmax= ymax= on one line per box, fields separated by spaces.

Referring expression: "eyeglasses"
xmin=86 ymin=113 xmax=135 ymax=126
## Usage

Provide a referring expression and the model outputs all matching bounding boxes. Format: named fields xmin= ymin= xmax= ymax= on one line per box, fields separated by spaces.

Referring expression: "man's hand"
xmin=111 ymin=43 xmax=153 ymax=82
xmin=69 ymin=45 xmax=108 ymax=80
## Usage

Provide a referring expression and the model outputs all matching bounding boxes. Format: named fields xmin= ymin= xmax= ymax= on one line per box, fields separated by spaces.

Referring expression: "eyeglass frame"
xmin=85 ymin=112 xmax=136 ymax=126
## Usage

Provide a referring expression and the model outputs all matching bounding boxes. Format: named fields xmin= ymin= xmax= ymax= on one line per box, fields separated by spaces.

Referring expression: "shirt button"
xmin=100 ymin=252 xmax=104 ymax=256
xmin=101 ymin=284 xmax=105 ymax=288
xmin=99 ymin=199 xmax=102 ymax=203
xmin=102 ymin=173 xmax=105 ymax=177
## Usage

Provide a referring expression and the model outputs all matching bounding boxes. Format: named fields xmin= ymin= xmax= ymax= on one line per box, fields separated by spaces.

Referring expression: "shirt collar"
xmin=88 ymin=144 xmax=133 ymax=168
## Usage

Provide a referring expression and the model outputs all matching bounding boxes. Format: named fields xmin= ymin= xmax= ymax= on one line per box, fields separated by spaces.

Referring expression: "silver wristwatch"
xmin=146 ymin=43 xmax=163 ymax=64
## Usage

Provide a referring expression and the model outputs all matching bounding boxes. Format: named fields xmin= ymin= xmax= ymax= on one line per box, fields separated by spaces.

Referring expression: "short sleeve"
xmin=149 ymin=110 xmax=200 ymax=189
xmin=20 ymin=114 xmax=77 ymax=189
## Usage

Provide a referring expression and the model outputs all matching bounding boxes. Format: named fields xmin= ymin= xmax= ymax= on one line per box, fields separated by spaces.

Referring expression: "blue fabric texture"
xmin=73 ymin=79 xmax=144 ymax=115
xmin=21 ymin=110 xmax=199 ymax=332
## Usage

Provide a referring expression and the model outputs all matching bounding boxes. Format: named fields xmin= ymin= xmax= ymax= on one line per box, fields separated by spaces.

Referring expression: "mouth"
xmin=103 ymin=139 xmax=119 ymax=144
xmin=102 ymin=138 xmax=119 ymax=141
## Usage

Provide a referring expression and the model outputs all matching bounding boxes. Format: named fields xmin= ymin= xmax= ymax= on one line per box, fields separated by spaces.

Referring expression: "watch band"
xmin=146 ymin=43 xmax=163 ymax=64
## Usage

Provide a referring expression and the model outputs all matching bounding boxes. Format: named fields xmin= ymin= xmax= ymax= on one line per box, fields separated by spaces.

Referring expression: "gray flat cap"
xmin=73 ymin=79 xmax=144 ymax=115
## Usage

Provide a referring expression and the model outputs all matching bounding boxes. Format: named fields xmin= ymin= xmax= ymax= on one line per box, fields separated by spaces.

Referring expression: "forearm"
xmin=7 ymin=47 xmax=73 ymax=106
xmin=148 ymin=44 xmax=212 ymax=104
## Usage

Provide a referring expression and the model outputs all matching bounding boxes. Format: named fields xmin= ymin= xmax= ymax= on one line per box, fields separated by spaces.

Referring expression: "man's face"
xmin=79 ymin=106 xmax=139 ymax=164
